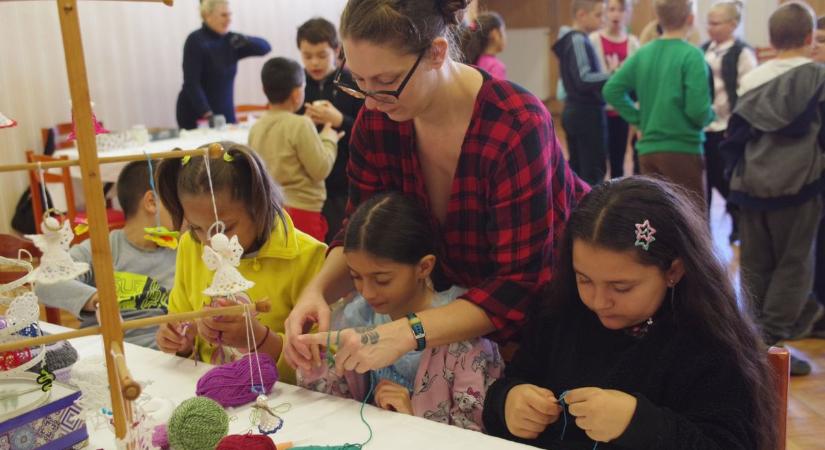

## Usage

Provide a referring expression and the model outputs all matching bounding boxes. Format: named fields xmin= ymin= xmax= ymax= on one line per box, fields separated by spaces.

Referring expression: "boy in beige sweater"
xmin=249 ymin=57 xmax=342 ymax=241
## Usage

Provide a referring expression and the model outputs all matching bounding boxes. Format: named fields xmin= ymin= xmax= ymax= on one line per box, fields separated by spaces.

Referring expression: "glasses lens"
xmin=337 ymin=85 xmax=366 ymax=99
xmin=371 ymin=93 xmax=399 ymax=104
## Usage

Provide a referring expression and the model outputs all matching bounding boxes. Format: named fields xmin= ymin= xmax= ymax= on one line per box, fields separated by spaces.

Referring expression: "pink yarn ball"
xmin=196 ymin=353 xmax=279 ymax=407
xmin=152 ymin=424 xmax=169 ymax=450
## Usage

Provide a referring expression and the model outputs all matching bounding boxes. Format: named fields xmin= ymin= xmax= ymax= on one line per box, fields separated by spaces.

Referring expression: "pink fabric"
xmin=298 ymin=338 xmax=504 ymax=432
xmin=476 ymin=55 xmax=507 ymax=80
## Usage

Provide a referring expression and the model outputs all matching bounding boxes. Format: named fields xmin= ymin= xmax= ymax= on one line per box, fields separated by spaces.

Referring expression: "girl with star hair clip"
xmin=484 ymin=177 xmax=778 ymax=450
xmin=154 ymin=142 xmax=326 ymax=384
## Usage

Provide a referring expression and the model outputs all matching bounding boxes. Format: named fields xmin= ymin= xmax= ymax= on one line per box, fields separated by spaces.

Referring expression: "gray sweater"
xmin=36 ymin=229 xmax=176 ymax=348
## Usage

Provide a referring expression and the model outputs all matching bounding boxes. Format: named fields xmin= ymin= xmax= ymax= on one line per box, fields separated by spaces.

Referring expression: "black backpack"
xmin=11 ymin=188 xmax=54 ymax=235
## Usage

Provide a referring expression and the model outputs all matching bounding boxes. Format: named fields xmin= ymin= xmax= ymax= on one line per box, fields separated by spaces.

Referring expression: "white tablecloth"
xmin=39 ymin=323 xmax=536 ymax=450
xmin=54 ymin=128 xmax=250 ymax=184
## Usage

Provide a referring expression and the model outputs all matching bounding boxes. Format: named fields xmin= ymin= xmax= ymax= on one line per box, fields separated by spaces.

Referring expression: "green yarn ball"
xmin=168 ymin=397 xmax=229 ymax=450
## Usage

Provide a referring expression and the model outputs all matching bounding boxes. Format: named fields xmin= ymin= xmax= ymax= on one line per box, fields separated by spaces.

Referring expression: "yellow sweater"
xmin=248 ymin=109 xmax=337 ymax=212
xmin=168 ymin=213 xmax=326 ymax=384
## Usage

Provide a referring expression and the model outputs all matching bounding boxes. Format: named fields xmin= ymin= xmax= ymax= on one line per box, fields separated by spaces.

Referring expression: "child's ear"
xmin=686 ymin=13 xmax=695 ymax=27
xmin=806 ymin=33 xmax=814 ymax=46
xmin=416 ymin=254 xmax=437 ymax=279
xmin=291 ymin=87 xmax=304 ymax=105
xmin=666 ymin=258 xmax=686 ymax=286
xmin=143 ymin=190 xmax=157 ymax=215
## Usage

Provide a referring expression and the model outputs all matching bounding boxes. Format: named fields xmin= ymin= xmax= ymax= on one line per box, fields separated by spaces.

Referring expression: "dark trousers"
xmin=322 ymin=192 xmax=348 ymax=244
xmin=607 ymin=114 xmax=630 ymax=178
xmin=705 ymin=130 xmax=739 ymax=232
xmin=562 ymin=104 xmax=607 ymax=185
xmin=740 ymin=196 xmax=822 ymax=341
xmin=816 ymin=204 xmax=825 ymax=306
xmin=639 ymin=151 xmax=707 ymax=218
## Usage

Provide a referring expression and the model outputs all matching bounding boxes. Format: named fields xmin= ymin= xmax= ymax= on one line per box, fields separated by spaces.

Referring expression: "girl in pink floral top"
xmin=463 ymin=12 xmax=508 ymax=80
xmin=298 ymin=193 xmax=503 ymax=431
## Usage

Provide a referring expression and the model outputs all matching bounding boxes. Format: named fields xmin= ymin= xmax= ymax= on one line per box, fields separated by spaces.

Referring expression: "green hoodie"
xmin=603 ymin=38 xmax=714 ymax=155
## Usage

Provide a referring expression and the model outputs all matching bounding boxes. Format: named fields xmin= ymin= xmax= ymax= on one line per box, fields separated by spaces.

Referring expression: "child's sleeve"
xmin=446 ymin=339 xmax=505 ymax=432
xmin=568 ymin=34 xmax=611 ymax=92
xmin=167 ymin=235 xmax=192 ymax=314
xmin=35 ymin=240 xmax=96 ymax=318
xmin=296 ymin=364 xmax=358 ymax=400
xmin=294 ymin=117 xmax=337 ymax=183
xmin=684 ymin=52 xmax=715 ymax=128
xmin=602 ymin=54 xmax=640 ymax=125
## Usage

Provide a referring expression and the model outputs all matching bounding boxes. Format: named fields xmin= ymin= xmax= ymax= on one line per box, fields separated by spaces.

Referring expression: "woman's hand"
xmin=564 ymin=387 xmax=637 ymax=443
xmin=296 ymin=319 xmax=415 ymax=376
xmin=504 ymin=384 xmax=562 ymax=439
xmin=156 ymin=321 xmax=195 ymax=356
xmin=197 ymin=297 xmax=262 ymax=349
xmin=374 ymin=379 xmax=413 ymax=415
xmin=305 ymin=100 xmax=344 ymax=128
xmin=284 ymin=288 xmax=333 ymax=370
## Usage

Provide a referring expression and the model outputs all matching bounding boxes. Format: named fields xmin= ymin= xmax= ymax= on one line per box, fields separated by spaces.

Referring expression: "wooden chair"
xmin=235 ymin=104 xmax=268 ymax=123
xmin=26 ymin=150 xmax=125 ymax=237
xmin=768 ymin=346 xmax=790 ymax=450
xmin=40 ymin=122 xmax=75 ymax=154
xmin=0 ymin=233 xmax=62 ymax=325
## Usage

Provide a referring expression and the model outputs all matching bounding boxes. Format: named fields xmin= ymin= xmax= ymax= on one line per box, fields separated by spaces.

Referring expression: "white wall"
xmin=0 ymin=0 xmax=347 ymax=233
xmin=498 ymin=27 xmax=551 ymax=100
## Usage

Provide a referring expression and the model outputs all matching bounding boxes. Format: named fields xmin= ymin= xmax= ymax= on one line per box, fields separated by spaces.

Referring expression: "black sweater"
xmin=297 ymin=69 xmax=364 ymax=196
xmin=483 ymin=301 xmax=758 ymax=450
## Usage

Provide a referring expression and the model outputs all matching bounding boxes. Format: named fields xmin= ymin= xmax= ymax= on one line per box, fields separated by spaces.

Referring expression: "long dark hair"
xmin=156 ymin=141 xmax=286 ymax=246
xmin=460 ymin=12 xmax=504 ymax=65
xmin=340 ymin=0 xmax=470 ymax=57
xmin=343 ymin=192 xmax=435 ymax=264
xmin=547 ymin=176 xmax=777 ymax=450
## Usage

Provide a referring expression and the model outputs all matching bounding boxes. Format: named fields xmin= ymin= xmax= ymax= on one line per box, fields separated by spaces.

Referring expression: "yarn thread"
xmin=558 ymin=391 xmax=599 ymax=450
xmin=196 ymin=352 xmax=278 ymax=407
xmin=167 ymin=396 xmax=229 ymax=450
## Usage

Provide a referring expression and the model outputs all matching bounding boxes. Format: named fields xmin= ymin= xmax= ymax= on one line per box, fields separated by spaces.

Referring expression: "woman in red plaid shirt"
xmin=285 ymin=0 xmax=588 ymax=375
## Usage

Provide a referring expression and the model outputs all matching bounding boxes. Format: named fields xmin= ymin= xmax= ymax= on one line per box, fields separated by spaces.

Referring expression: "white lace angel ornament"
xmin=0 ymin=256 xmax=45 ymax=377
xmin=25 ymin=215 xmax=89 ymax=284
xmin=202 ymin=222 xmax=254 ymax=297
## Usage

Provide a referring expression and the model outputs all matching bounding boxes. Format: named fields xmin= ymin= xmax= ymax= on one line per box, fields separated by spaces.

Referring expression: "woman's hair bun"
xmin=436 ymin=0 xmax=471 ymax=26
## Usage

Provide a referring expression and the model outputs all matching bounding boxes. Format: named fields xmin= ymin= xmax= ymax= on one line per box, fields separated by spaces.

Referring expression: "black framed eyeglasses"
xmin=333 ymin=49 xmax=426 ymax=104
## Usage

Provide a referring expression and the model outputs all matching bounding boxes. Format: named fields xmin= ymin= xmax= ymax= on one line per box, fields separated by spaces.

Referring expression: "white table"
xmin=55 ymin=127 xmax=251 ymax=184
xmin=39 ymin=323 xmax=536 ymax=450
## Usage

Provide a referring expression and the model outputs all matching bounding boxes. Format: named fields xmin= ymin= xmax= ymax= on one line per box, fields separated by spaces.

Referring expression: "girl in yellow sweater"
xmin=155 ymin=142 xmax=326 ymax=383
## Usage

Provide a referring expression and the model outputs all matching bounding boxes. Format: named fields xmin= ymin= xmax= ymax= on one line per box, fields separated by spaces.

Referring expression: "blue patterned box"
xmin=0 ymin=379 xmax=87 ymax=450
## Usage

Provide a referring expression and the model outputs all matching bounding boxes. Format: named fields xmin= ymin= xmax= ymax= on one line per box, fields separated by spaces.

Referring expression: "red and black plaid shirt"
xmin=332 ymin=75 xmax=589 ymax=342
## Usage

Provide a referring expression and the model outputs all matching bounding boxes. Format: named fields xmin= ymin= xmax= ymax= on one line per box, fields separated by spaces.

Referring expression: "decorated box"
xmin=0 ymin=378 xmax=87 ymax=450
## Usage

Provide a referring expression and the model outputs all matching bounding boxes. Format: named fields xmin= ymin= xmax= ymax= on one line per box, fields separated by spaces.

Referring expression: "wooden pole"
xmin=0 ymin=301 xmax=271 ymax=353
xmin=55 ymin=0 xmax=129 ymax=437
xmin=0 ymin=143 xmax=225 ymax=174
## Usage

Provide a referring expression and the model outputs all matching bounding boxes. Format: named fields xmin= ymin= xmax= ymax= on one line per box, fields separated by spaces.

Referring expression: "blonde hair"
xmin=655 ymin=0 xmax=693 ymax=30
xmin=710 ymin=0 xmax=743 ymax=25
xmin=200 ymin=0 xmax=228 ymax=17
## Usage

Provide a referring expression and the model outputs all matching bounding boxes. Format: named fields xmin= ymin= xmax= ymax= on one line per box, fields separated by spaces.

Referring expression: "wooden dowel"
xmin=0 ymin=299 xmax=271 ymax=353
xmin=111 ymin=341 xmax=141 ymax=400
xmin=0 ymin=143 xmax=224 ymax=174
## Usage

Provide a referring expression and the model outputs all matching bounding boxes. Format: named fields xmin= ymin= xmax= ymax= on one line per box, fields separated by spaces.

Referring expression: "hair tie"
xmin=181 ymin=155 xmax=191 ymax=166
xmin=469 ymin=20 xmax=478 ymax=31
xmin=223 ymin=152 xmax=234 ymax=163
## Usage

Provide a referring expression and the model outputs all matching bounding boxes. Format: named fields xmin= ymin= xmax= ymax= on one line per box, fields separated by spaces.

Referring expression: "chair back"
xmin=25 ymin=150 xmax=78 ymax=234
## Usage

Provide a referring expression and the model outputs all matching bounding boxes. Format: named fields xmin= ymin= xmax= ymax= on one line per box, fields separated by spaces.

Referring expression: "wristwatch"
xmin=406 ymin=313 xmax=426 ymax=351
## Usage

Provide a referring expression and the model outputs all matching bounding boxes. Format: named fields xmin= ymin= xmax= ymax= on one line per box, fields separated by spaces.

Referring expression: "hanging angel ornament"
xmin=0 ymin=256 xmax=45 ymax=377
xmin=249 ymin=394 xmax=289 ymax=435
xmin=202 ymin=222 xmax=254 ymax=297
xmin=25 ymin=215 xmax=89 ymax=285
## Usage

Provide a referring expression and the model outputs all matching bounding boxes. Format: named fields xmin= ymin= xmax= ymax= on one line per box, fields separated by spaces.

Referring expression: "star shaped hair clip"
xmin=634 ymin=219 xmax=657 ymax=251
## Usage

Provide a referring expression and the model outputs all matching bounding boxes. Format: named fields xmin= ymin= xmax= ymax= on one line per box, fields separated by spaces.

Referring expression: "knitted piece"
xmin=167 ymin=397 xmax=229 ymax=450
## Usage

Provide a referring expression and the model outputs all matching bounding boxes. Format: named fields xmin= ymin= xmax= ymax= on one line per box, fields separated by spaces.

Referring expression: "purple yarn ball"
xmin=196 ymin=353 xmax=279 ymax=407
xmin=152 ymin=424 xmax=169 ymax=450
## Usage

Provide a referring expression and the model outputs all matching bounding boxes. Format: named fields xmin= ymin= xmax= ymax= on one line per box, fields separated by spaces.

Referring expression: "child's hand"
xmin=198 ymin=297 xmax=259 ymax=349
xmin=504 ymin=384 xmax=562 ymax=439
xmin=374 ymin=379 xmax=413 ymax=415
xmin=305 ymin=100 xmax=344 ymax=128
xmin=564 ymin=387 xmax=637 ymax=443
xmin=319 ymin=122 xmax=346 ymax=144
xmin=156 ymin=321 xmax=195 ymax=356
xmin=284 ymin=289 xmax=332 ymax=371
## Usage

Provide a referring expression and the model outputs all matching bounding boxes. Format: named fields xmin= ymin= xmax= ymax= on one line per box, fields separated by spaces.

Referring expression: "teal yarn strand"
xmin=168 ymin=397 xmax=229 ymax=450
xmin=292 ymin=358 xmax=376 ymax=450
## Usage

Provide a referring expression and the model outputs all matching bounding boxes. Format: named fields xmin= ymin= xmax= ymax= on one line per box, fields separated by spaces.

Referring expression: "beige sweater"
xmin=248 ymin=109 xmax=337 ymax=212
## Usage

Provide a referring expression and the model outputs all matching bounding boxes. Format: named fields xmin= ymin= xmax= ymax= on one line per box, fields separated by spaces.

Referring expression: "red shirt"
xmin=600 ymin=35 xmax=629 ymax=63
xmin=332 ymin=74 xmax=589 ymax=342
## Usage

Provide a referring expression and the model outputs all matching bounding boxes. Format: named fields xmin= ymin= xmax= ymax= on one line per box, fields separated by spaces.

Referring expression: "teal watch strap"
xmin=406 ymin=313 xmax=426 ymax=351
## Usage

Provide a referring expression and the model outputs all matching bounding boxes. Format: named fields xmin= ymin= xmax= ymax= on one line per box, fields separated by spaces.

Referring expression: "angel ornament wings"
xmin=202 ymin=222 xmax=254 ymax=297
xmin=25 ymin=216 xmax=89 ymax=284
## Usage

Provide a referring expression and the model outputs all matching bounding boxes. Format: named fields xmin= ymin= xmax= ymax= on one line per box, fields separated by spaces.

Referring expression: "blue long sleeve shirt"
xmin=175 ymin=24 xmax=270 ymax=129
